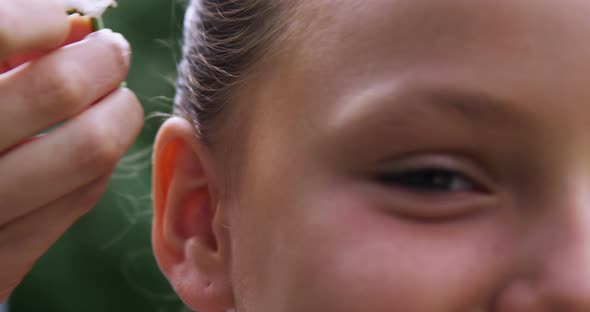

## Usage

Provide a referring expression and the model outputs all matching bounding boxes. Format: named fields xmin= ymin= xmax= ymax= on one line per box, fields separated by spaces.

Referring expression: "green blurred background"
xmin=9 ymin=1 xmax=189 ymax=311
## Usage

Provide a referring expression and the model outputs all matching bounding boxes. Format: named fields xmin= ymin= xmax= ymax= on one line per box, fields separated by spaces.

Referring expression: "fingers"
xmin=1 ymin=14 xmax=96 ymax=72
xmin=0 ymin=0 xmax=69 ymax=61
xmin=0 ymin=135 xmax=44 ymax=158
xmin=0 ymin=29 xmax=131 ymax=150
xmin=0 ymin=88 xmax=144 ymax=225
xmin=0 ymin=173 xmax=111 ymax=302
xmin=62 ymin=14 xmax=97 ymax=45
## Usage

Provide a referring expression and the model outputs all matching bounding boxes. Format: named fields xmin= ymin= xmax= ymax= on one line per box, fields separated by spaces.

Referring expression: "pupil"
xmin=382 ymin=169 xmax=459 ymax=192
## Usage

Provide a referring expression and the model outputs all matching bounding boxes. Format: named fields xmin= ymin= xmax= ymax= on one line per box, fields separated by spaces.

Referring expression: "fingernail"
xmin=88 ymin=29 xmax=131 ymax=67
xmin=111 ymin=32 xmax=132 ymax=67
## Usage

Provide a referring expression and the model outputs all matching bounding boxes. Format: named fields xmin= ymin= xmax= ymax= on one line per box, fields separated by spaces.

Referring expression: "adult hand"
xmin=0 ymin=0 xmax=144 ymax=301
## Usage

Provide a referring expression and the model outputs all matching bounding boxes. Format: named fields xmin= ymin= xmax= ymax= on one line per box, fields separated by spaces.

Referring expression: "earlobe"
xmin=152 ymin=117 xmax=235 ymax=311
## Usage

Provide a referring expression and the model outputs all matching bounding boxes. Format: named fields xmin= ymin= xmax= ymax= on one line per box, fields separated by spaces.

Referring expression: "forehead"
xmin=259 ymin=0 xmax=590 ymax=116
xmin=238 ymin=0 xmax=590 ymax=162
xmin=290 ymin=0 xmax=590 ymax=66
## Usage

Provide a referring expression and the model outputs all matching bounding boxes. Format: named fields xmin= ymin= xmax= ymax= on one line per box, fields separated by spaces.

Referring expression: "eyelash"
xmin=376 ymin=167 xmax=483 ymax=194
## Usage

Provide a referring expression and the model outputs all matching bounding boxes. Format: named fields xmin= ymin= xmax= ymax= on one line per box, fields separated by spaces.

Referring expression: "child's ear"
xmin=152 ymin=117 xmax=234 ymax=312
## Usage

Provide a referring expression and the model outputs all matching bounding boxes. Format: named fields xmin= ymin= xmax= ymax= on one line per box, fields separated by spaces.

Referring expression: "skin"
xmin=153 ymin=0 xmax=590 ymax=311
xmin=0 ymin=0 xmax=143 ymax=301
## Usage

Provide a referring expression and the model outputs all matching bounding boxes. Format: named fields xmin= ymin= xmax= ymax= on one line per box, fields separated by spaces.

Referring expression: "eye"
xmin=376 ymin=168 xmax=482 ymax=193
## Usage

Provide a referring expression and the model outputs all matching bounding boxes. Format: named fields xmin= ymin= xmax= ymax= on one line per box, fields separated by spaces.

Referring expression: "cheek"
xmin=298 ymin=193 xmax=514 ymax=311
xmin=234 ymin=183 xmax=516 ymax=312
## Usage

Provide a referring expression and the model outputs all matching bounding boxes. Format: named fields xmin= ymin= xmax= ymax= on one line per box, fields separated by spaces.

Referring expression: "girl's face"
xmin=153 ymin=0 xmax=590 ymax=311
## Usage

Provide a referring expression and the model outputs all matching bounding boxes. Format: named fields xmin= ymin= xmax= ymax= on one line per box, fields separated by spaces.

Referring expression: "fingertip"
xmin=1 ymin=14 xmax=96 ymax=72
xmin=0 ymin=1 xmax=71 ymax=68
xmin=63 ymin=14 xmax=96 ymax=45
xmin=119 ymin=87 xmax=146 ymax=133
xmin=120 ymin=87 xmax=145 ymax=118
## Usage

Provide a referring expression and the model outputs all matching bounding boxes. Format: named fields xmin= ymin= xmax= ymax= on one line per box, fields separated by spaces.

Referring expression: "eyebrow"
xmin=330 ymin=84 xmax=531 ymax=134
xmin=414 ymin=88 xmax=530 ymax=127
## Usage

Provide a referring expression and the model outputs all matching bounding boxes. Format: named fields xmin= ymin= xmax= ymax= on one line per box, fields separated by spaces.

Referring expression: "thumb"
xmin=1 ymin=14 xmax=97 ymax=72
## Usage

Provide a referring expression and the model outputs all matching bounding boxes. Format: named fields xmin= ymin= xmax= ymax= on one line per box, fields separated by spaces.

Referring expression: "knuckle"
xmin=49 ymin=63 xmax=84 ymax=105
xmin=74 ymin=119 xmax=121 ymax=173
xmin=34 ymin=63 xmax=84 ymax=115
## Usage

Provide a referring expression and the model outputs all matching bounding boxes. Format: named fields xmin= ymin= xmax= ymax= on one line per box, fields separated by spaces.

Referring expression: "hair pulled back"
xmin=174 ymin=0 xmax=289 ymax=144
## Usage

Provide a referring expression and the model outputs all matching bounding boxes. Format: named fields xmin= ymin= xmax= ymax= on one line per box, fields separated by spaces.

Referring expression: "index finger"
xmin=0 ymin=0 xmax=69 ymax=61
xmin=0 ymin=14 xmax=96 ymax=73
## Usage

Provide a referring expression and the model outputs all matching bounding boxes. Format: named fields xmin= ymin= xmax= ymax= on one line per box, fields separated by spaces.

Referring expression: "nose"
xmin=495 ymin=189 xmax=590 ymax=311
xmin=533 ymin=232 xmax=590 ymax=310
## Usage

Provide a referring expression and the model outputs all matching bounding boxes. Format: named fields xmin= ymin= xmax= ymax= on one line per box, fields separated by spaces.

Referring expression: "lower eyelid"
xmin=383 ymin=191 xmax=495 ymax=221
xmin=394 ymin=176 xmax=500 ymax=214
